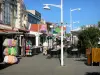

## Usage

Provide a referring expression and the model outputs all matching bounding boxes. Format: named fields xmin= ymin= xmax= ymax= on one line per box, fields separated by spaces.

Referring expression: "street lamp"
xmin=67 ymin=21 xmax=79 ymax=30
xmin=43 ymin=0 xmax=64 ymax=66
xmin=70 ymin=8 xmax=81 ymax=44
xmin=72 ymin=21 xmax=80 ymax=29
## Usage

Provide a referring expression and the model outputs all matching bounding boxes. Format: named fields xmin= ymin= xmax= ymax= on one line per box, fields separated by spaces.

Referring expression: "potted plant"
xmin=78 ymin=26 xmax=100 ymax=65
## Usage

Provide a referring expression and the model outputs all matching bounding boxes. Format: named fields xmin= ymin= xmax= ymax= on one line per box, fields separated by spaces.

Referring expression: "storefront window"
xmin=2 ymin=0 xmax=17 ymax=25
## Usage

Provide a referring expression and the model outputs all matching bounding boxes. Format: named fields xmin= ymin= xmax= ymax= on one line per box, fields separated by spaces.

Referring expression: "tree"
xmin=77 ymin=27 xmax=100 ymax=54
xmin=65 ymin=33 xmax=71 ymax=37
xmin=98 ymin=21 xmax=100 ymax=28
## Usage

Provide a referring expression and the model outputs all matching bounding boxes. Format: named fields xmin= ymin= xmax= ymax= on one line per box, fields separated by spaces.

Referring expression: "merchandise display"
xmin=25 ymin=40 xmax=33 ymax=56
xmin=3 ymin=39 xmax=18 ymax=64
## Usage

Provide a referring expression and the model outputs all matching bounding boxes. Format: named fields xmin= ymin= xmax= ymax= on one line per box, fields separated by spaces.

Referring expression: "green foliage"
xmin=78 ymin=27 xmax=100 ymax=49
xmin=65 ymin=33 xmax=71 ymax=37
xmin=81 ymin=25 xmax=86 ymax=30
xmin=98 ymin=21 xmax=100 ymax=28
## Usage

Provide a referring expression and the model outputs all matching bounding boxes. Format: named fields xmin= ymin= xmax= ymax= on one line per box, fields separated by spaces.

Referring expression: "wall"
xmin=28 ymin=13 xmax=38 ymax=24
xmin=15 ymin=0 xmax=28 ymax=30
xmin=15 ymin=0 xmax=21 ymax=29
xmin=40 ymin=18 xmax=46 ymax=24
xmin=0 ymin=3 xmax=3 ymax=23
xmin=27 ymin=10 xmax=41 ymax=24
xmin=27 ymin=10 xmax=41 ymax=20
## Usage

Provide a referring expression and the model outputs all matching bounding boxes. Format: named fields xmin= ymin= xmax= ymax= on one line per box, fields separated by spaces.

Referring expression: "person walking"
xmin=43 ymin=41 xmax=48 ymax=55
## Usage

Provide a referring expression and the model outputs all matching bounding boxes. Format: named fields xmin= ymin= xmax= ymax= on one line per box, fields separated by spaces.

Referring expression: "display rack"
xmin=25 ymin=40 xmax=33 ymax=56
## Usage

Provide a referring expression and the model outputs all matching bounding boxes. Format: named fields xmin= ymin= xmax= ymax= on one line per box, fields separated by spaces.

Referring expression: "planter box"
xmin=92 ymin=48 xmax=100 ymax=63
xmin=86 ymin=48 xmax=92 ymax=66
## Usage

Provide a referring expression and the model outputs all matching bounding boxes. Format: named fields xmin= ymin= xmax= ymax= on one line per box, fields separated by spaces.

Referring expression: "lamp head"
xmin=43 ymin=4 xmax=50 ymax=10
xmin=78 ymin=8 xmax=81 ymax=10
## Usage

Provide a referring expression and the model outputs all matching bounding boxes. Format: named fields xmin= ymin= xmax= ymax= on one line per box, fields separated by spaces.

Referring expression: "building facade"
xmin=40 ymin=18 xmax=46 ymax=24
xmin=0 ymin=0 xmax=18 ymax=62
xmin=27 ymin=10 xmax=41 ymax=24
xmin=0 ymin=1 xmax=3 ymax=24
xmin=15 ymin=0 xmax=28 ymax=30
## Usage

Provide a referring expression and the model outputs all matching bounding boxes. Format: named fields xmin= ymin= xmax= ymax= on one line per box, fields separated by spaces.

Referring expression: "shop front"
xmin=0 ymin=29 xmax=23 ymax=63
xmin=17 ymin=29 xmax=29 ymax=57
xmin=24 ymin=33 xmax=36 ymax=56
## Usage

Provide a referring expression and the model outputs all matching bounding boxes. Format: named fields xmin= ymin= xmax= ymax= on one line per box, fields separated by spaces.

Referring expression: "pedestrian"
xmin=43 ymin=41 xmax=48 ymax=55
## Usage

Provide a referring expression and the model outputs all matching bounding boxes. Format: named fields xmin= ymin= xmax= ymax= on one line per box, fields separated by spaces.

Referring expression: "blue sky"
xmin=24 ymin=0 xmax=100 ymax=32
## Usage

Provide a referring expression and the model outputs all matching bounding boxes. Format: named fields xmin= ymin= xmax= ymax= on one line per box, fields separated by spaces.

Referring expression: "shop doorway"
xmin=0 ymin=36 xmax=3 ymax=62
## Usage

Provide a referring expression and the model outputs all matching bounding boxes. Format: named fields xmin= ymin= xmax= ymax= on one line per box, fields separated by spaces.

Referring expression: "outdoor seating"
xmin=32 ymin=46 xmax=41 ymax=55
xmin=47 ymin=47 xmax=61 ymax=58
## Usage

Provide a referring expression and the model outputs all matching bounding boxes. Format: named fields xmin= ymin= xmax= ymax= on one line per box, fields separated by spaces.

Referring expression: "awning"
xmin=25 ymin=33 xmax=35 ymax=37
xmin=18 ymin=29 xmax=29 ymax=33
xmin=0 ymin=32 xmax=23 ymax=35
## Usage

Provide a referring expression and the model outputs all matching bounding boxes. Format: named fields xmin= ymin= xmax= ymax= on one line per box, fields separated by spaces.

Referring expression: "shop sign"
xmin=40 ymin=24 xmax=47 ymax=33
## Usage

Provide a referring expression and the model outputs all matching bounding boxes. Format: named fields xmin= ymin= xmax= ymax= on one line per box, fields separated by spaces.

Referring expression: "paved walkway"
xmin=0 ymin=54 xmax=100 ymax=75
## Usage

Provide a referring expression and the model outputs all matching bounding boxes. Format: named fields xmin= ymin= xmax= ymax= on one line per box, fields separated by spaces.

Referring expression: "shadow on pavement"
xmin=0 ymin=58 xmax=20 ymax=70
xmin=75 ymin=59 xmax=87 ymax=62
xmin=85 ymin=72 xmax=100 ymax=75
xmin=74 ymin=58 xmax=91 ymax=66
xmin=75 ymin=59 xmax=100 ymax=66
xmin=0 ymin=63 xmax=13 ymax=70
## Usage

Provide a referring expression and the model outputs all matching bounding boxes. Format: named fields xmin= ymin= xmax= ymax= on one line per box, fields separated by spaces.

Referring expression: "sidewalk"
xmin=0 ymin=54 xmax=100 ymax=75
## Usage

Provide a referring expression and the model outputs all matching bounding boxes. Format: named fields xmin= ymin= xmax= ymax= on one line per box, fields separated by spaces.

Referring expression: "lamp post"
xmin=67 ymin=21 xmax=79 ymax=32
xmin=43 ymin=0 xmax=64 ymax=66
xmin=70 ymin=8 xmax=81 ymax=44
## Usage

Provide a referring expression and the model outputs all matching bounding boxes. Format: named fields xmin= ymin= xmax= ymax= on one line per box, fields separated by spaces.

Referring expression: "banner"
xmin=40 ymin=24 xmax=47 ymax=33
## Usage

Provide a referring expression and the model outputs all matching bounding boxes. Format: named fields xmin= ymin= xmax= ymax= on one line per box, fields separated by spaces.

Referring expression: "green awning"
xmin=55 ymin=27 xmax=61 ymax=33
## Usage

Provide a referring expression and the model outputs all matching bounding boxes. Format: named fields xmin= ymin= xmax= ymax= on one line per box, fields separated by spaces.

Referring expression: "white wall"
xmin=0 ymin=3 xmax=3 ymax=22
xmin=15 ymin=0 xmax=28 ymax=30
xmin=73 ymin=35 xmax=79 ymax=45
xmin=15 ymin=2 xmax=21 ymax=29
xmin=30 ymin=31 xmax=42 ymax=46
